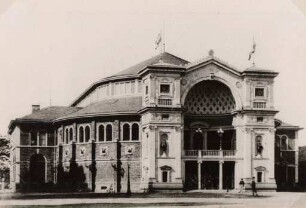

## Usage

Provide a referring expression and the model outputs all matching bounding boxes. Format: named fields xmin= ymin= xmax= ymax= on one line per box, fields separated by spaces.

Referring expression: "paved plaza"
xmin=0 ymin=191 xmax=306 ymax=207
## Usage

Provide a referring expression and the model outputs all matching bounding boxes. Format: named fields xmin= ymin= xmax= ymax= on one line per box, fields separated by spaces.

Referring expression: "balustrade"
xmin=182 ymin=150 xmax=236 ymax=158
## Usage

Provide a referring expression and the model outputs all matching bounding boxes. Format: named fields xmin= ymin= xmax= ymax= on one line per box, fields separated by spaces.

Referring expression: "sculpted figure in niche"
xmin=160 ymin=134 xmax=168 ymax=157
xmin=256 ymin=136 xmax=264 ymax=158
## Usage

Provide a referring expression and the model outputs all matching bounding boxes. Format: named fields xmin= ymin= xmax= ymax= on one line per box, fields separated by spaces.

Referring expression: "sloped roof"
xmin=16 ymin=106 xmax=80 ymax=122
xmin=112 ymin=52 xmax=189 ymax=77
xmin=275 ymin=119 xmax=302 ymax=130
xmin=58 ymin=97 xmax=142 ymax=121
xmin=8 ymin=106 xmax=81 ymax=133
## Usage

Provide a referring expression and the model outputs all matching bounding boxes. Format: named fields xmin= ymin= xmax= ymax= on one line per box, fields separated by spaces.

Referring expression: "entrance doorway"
xmin=184 ymin=161 xmax=235 ymax=190
xmin=30 ymin=154 xmax=46 ymax=184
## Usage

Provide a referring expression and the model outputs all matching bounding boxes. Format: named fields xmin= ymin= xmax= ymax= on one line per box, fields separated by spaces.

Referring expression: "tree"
xmin=0 ymin=135 xmax=10 ymax=180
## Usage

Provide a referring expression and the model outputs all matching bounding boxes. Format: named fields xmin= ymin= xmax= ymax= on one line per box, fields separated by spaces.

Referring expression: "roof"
xmin=111 ymin=52 xmax=189 ymax=77
xmin=275 ymin=119 xmax=302 ymax=130
xmin=70 ymin=52 xmax=189 ymax=107
xmin=58 ymin=97 xmax=142 ymax=121
xmin=187 ymin=55 xmax=242 ymax=75
xmin=8 ymin=106 xmax=80 ymax=133
xmin=19 ymin=106 xmax=80 ymax=122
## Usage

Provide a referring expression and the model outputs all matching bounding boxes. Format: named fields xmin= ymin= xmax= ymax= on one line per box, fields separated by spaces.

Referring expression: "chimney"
xmin=32 ymin=105 xmax=40 ymax=113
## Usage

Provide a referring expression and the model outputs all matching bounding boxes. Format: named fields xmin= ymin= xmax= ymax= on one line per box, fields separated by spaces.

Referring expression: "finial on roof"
xmin=209 ymin=49 xmax=214 ymax=57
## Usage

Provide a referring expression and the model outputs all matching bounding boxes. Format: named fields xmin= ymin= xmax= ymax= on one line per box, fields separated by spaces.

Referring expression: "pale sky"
xmin=0 ymin=0 xmax=305 ymax=145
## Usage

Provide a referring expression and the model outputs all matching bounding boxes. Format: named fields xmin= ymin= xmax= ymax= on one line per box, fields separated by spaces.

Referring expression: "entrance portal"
xmin=30 ymin=154 xmax=46 ymax=184
xmin=184 ymin=161 xmax=235 ymax=190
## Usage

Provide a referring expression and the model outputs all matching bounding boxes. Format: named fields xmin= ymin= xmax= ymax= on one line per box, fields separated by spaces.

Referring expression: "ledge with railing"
xmin=182 ymin=150 xmax=236 ymax=158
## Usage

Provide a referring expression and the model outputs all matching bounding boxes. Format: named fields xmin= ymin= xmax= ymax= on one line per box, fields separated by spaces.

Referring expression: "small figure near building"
xmin=238 ymin=178 xmax=245 ymax=193
xmin=251 ymin=177 xmax=258 ymax=197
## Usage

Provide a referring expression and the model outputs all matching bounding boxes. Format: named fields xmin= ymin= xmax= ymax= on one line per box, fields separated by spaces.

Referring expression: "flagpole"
xmin=162 ymin=22 xmax=165 ymax=53
xmin=252 ymin=37 xmax=255 ymax=66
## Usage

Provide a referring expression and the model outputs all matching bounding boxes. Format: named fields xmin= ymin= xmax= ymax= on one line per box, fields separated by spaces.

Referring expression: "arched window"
xmin=65 ymin=129 xmax=69 ymax=144
xmin=160 ymin=134 xmax=168 ymax=156
xmin=98 ymin=125 xmax=105 ymax=142
xmin=106 ymin=124 xmax=112 ymax=141
xmin=281 ymin=135 xmax=288 ymax=150
xmin=69 ymin=128 xmax=73 ymax=142
xmin=123 ymin=124 xmax=130 ymax=141
xmin=132 ymin=123 xmax=139 ymax=141
xmin=256 ymin=136 xmax=263 ymax=157
xmin=85 ymin=126 xmax=90 ymax=142
xmin=79 ymin=127 xmax=84 ymax=143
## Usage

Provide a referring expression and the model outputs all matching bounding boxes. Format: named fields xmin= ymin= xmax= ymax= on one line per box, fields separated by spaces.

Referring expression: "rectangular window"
xmin=257 ymin=172 xmax=263 ymax=183
xmin=111 ymin=84 xmax=114 ymax=95
xmin=145 ymin=85 xmax=149 ymax=95
xmin=47 ymin=133 xmax=55 ymax=146
xmin=31 ymin=132 xmax=37 ymax=146
xmin=126 ymin=82 xmax=131 ymax=94
xmin=20 ymin=132 xmax=31 ymax=145
xmin=138 ymin=80 xmax=142 ymax=93
xmin=161 ymin=114 xmax=170 ymax=120
xmin=255 ymin=88 xmax=264 ymax=97
xmin=160 ymin=84 xmax=170 ymax=94
xmin=257 ymin=117 xmax=264 ymax=123
xmin=162 ymin=171 xmax=168 ymax=182
xmin=39 ymin=132 xmax=47 ymax=146
xmin=131 ymin=81 xmax=135 ymax=93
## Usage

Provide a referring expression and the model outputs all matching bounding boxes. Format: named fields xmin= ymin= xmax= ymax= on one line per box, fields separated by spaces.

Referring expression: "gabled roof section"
xmin=113 ymin=52 xmax=189 ymax=77
xmin=58 ymin=97 xmax=142 ymax=121
xmin=186 ymin=55 xmax=242 ymax=76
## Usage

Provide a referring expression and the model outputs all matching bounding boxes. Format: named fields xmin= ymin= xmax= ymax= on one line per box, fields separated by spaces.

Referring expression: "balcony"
xmin=158 ymin=98 xmax=172 ymax=106
xmin=182 ymin=150 xmax=236 ymax=159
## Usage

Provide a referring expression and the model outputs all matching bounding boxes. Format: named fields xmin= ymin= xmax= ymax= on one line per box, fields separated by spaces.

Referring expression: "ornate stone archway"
xmin=184 ymin=80 xmax=236 ymax=115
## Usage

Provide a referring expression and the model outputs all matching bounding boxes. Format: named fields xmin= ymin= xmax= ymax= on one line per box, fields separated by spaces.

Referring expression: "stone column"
xmin=219 ymin=161 xmax=224 ymax=190
xmin=198 ymin=161 xmax=202 ymax=190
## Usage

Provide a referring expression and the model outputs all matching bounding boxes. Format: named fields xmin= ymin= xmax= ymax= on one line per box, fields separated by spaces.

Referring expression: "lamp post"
xmin=217 ymin=128 xmax=224 ymax=151
xmin=126 ymin=159 xmax=131 ymax=196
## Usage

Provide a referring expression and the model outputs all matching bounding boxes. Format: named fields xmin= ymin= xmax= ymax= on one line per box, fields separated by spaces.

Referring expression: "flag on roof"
xmin=248 ymin=40 xmax=256 ymax=61
xmin=155 ymin=32 xmax=162 ymax=50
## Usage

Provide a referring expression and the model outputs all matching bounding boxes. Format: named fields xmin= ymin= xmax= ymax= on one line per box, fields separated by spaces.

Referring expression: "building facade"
xmin=8 ymin=51 xmax=301 ymax=192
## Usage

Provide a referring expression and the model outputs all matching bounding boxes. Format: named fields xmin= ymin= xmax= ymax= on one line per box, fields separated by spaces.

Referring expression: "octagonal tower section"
xmin=139 ymin=61 xmax=186 ymax=191
xmin=240 ymin=66 xmax=279 ymax=190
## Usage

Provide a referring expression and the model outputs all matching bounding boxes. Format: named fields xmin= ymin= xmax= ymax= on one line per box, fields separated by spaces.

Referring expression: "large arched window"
xmin=132 ymin=123 xmax=139 ymax=141
xmin=98 ymin=125 xmax=105 ymax=142
xmin=85 ymin=126 xmax=90 ymax=142
xmin=79 ymin=127 xmax=84 ymax=143
xmin=65 ymin=129 xmax=69 ymax=144
xmin=69 ymin=128 xmax=73 ymax=142
xmin=106 ymin=124 xmax=112 ymax=141
xmin=123 ymin=124 xmax=130 ymax=141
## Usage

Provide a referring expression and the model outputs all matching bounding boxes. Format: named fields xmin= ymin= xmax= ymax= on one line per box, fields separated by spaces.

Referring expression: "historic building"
xmin=8 ymin=51 xmax=302 ymax=192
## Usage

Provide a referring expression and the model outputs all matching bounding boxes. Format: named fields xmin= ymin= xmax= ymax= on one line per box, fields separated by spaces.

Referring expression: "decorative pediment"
xmin=255 ymin=166 xmax=266 ymax=171
xmin=160 ymin=165 xmax=172 ymax=171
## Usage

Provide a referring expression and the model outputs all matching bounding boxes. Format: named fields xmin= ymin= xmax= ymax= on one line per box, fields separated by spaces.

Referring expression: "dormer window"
xmin=160 ymin=84 xmax=170 ymax=94
xmin=255 ymin=88 xmax=264 ymax=97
